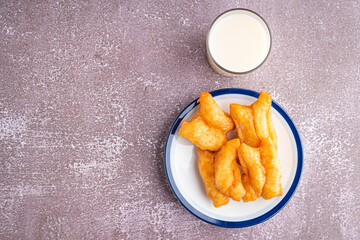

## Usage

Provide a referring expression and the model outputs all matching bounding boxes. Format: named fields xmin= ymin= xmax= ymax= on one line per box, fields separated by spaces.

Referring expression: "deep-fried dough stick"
xmin=179 ymin=92 xmax=234 ymax=151
xmin=198 ymin=92 xmax=234 ymax=132
xmin=238 ymin=143 xmax=266 ymax=202
xmin=252 ymin=91 xmax=278 ymax=149
xmin=260 ymin=137 xmax=283 ymax=199
xmin=197 ymin=149 xmax=230 ymax=207
xmin=267 ymin=106 xmax=277 ymax=150
xmin=230 ymin=104 xmax=259 ymax=147
xmin=214 ymin=139 xmax=245 ymax=201
xmin=179 ymin=114 xmax=227 ymax=151
xmin=231 ymin=91 xmax=281 ymax=200
xmin=230 ymin=91 xmax=277 ymax=149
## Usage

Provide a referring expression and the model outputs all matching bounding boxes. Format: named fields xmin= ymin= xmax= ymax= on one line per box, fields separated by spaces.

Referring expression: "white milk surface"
xmin=208 ymin=10 xmax=271 ymax=73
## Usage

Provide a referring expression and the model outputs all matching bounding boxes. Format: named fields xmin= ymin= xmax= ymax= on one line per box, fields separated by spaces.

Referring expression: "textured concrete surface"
xmin=0 ymin=0 xmax=359 ymax=239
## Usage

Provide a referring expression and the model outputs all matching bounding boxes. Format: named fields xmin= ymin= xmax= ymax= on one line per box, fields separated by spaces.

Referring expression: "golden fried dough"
xmin=179 ymin=90 xmax=282 ymax=206
xmin=267 ymin=107 xmax=278 ymax=150
xmin=230 ymin=91 xmax=277 ymax=149
xmin=230 ymin=104 xmax=259 ymax=147
xmin=179 ymin=92 xmax=234 ymax=151
xmin=198 ymin=92 xmax=234 ymax=132
xmin=214 ymin=139 xmax=245 ymax=201
xmin=252 ymin=91 xmax=278 ymax=149
xmin=230 ymin=91 xmax=281 ymax=201
xmin=260 ymin=137 xmax=283 ymax=199
xmin=197 ymin=149 xmax=230 ymax=207
xmin=238 ymin=143 xmax=266 ymax=202
xmin=179 ymin=117 xmax=227 ymax=151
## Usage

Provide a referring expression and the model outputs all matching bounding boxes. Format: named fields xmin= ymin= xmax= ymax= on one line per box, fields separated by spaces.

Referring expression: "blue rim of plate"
xmin=164 ymin=88 xmax=303 ymax=228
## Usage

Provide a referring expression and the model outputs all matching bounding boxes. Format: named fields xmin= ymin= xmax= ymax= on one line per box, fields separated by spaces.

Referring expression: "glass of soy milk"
xmin=206 ymin=9 xmax=271 ymax=76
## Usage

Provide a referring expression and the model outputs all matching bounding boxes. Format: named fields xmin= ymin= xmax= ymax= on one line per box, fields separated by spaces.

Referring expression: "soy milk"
xmin=207 ymin=9 xmax=271 ymax=76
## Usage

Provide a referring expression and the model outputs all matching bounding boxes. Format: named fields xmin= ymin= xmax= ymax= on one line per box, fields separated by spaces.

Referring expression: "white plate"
xmin=164 ymin=88 xmax=303 ymax=228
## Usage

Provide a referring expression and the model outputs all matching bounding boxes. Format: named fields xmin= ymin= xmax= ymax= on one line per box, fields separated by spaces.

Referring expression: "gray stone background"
xmin=0 ymin=0 xmax=359 ymax=239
